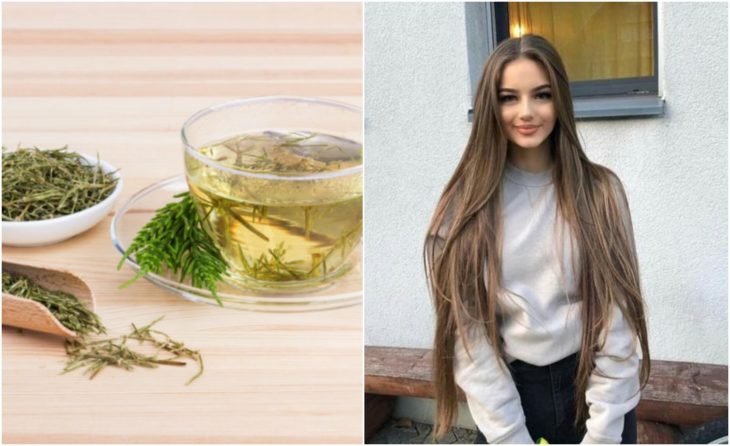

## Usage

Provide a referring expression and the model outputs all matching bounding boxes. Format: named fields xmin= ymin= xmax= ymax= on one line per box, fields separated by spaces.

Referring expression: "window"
xmin=465 ymin=2 xmax=665 ymax=120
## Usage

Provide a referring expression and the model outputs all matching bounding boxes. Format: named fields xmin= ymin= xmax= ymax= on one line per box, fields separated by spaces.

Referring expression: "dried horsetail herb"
xmin=64 ymin=317 xmax=204 ymax=384
xmin=2 ymin=272 xmax=203 ymax=384
xmin=2 ymin=146 xmax=118 ymax=222
xmin=2 ymin=271 xmax=105 ymax=337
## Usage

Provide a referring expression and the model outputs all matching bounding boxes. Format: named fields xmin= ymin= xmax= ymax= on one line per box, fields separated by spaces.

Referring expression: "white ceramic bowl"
xmin=2 ymin=154 xmax=123 ymax=247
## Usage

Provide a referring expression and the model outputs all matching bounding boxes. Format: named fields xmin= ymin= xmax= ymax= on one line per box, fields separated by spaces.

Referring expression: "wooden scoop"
xmin=2 ymin=260 xmax=95 ymax=339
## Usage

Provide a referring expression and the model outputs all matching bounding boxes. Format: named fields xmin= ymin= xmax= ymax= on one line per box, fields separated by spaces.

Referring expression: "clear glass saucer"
xmin=110 ymin=175 xmax=362 ymax=312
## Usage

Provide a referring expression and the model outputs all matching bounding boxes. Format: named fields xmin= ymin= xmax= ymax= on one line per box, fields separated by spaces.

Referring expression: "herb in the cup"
xmin=2 ymin=146 xmax=118 ymax=222
xmin=117 ymin=192 xmax=227 ymax=305
xmin=185 ymin=130 xmax=363 ymax=289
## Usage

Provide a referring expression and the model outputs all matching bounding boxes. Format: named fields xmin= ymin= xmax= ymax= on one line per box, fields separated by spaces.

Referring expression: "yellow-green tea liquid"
xmin=185 ymin=130 xmax=362 ymax=290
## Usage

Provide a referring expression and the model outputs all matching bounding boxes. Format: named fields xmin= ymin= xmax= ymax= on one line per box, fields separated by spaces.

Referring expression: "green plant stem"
xmin=117 ymin=192 xmax=227 ymax=306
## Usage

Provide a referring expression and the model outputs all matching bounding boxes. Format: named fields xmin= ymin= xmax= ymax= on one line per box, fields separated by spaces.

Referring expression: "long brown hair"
xmin=424 ymin=34 xmax=650 ymax=438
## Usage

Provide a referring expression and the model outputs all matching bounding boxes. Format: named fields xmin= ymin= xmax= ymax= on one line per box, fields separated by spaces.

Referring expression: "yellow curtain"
xmin=508 ymin=2 xmax=654 ymax=81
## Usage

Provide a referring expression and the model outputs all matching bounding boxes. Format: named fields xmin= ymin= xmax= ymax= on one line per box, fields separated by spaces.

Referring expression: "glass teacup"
xmin=182 ymin=97 xmax=362 ymax=292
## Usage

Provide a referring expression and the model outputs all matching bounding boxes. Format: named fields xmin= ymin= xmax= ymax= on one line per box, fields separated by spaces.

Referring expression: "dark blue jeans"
xmin=474 ymin=352 xmax=637 ymax=444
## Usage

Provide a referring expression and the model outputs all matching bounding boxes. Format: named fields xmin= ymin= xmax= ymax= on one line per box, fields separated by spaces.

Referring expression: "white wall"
xmin=364 ymin=2 xmax=472 ymax=349
xmin=364 ymin=1 xmax=728 ymax=425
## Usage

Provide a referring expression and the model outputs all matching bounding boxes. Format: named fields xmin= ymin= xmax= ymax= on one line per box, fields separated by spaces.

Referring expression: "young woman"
xmin=424 ymin=35 xmax=650 ymax=444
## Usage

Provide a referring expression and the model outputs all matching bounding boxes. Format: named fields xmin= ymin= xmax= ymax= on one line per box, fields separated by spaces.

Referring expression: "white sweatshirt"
xmin=452 ymin=162 xmax=641 ymax=444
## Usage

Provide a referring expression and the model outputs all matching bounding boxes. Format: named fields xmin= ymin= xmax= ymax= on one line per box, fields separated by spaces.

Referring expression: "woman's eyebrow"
xmin=499 ymin=84 xmax=551 ymax=93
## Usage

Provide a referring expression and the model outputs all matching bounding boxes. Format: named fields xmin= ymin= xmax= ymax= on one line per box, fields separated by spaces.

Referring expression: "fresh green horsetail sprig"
xmin=117 ymin=192 xmax=228 ymax=305
xmin=2 ymin=271 xmax=105 ymax=336
xmin=2 ymin=146 xmax=118 ymax=222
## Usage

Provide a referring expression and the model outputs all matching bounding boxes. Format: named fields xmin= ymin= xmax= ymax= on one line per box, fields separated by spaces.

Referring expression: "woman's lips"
xmin=515 ymin=125 xmax=539 ymax=136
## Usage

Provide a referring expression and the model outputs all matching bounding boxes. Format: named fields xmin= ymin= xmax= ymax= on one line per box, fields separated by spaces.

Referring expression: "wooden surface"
xmin=637 ymin=360 xmax=728 ymax=426
xmin=2 ymin=3 xmax=362 ymax=443
xmin=365 ymin=346 xmax=437 ymax=399
xmin=365 ymin=346 xmax=729 ymax=427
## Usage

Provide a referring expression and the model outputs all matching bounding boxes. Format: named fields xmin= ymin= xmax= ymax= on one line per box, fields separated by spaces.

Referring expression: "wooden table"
xmin=2 ymin=3 xmax=363 ymax=443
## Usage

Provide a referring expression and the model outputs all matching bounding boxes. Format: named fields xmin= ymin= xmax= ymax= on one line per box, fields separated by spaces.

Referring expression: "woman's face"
xmin=498 ymin=57 xmax=556 ymax=151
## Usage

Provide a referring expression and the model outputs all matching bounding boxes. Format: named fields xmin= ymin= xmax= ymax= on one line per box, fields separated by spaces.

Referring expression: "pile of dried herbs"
xmin=2 ymin=271 xmax=203 ymax=384
xmin=2 ymin=146 xmax=118 ymax=222
xmin=64 ymin=317 xmax=203 ymax=384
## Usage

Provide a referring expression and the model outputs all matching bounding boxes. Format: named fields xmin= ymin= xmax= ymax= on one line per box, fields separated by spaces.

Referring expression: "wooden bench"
xmin=365 ymin=346 xmax=728 ymax=443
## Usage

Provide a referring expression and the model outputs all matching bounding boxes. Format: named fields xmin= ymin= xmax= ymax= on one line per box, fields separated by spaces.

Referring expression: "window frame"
xmin=465 ymin=2 xmax=665 ymax=120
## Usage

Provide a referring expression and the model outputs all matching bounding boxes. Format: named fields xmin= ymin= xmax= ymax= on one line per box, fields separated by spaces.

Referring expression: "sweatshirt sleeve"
xmin=581 ymin=175 xmax=642 ymax=444
xmin=580 ymin=304 xmax=641 ymax=444
xmin=454 ymin=324 xmax=534 ymax=444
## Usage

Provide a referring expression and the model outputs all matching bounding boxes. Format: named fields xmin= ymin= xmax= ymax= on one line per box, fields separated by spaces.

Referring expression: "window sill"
xmin=574 ymin=95 xmax=665 ymax=119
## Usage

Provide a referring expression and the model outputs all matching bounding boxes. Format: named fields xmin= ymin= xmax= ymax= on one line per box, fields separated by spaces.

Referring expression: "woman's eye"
xmin=499 ymin=92 xmax=551 ymax=103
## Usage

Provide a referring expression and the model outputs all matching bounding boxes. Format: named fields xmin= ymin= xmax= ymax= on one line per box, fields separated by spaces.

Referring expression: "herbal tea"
xmin=185 ymin=130 xmax=362 ymax=290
